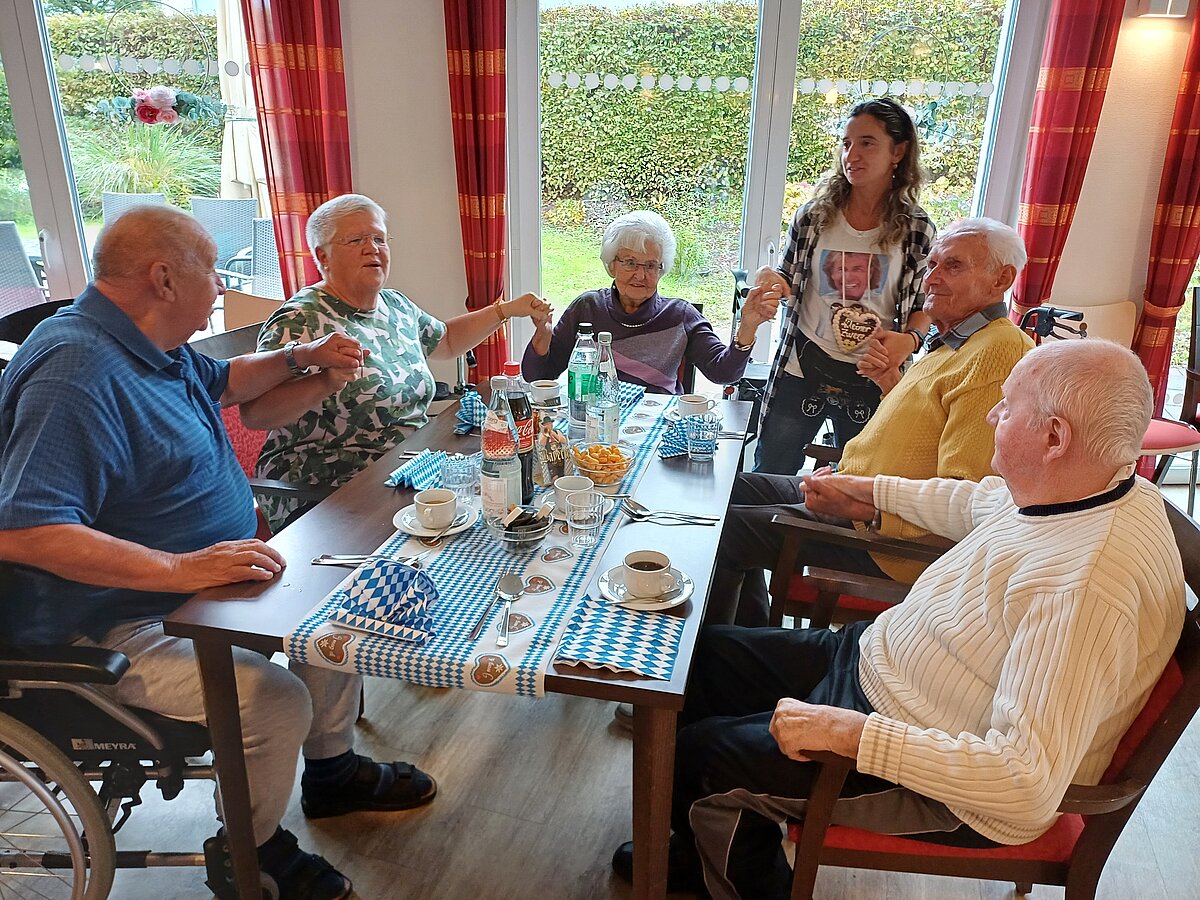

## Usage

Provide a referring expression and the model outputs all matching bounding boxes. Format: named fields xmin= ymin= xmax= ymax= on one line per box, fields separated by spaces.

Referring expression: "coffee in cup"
xmin=531 ymin=379 xmax=561 ymax=404
xmin=678 ymin=394 xmax=717 ymax=417
xmin=554 ymin=474 xmax=594 ymax=511
xmin=623 ymin=550 xmax=676 ymax=599
xmin=414 ymin=487 xmax=458 ymax=529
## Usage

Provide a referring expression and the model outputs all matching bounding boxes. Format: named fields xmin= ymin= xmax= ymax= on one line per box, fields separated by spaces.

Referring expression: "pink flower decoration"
xmin=135 ymin=103 xmax=160 ymax=124
xmin=146 ymin=86 xmax=176 ymax=110
xmin=133 ymin=88 xmax=150 ymax=101
xmin=157 ymin=108 xmax=180 ymax=124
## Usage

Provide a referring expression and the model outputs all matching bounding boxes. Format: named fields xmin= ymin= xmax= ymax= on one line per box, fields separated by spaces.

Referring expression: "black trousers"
xmin=707 ymin=472 xmax=885 ymax=627
xmin=674 ymin=624 xmax=997 ymax=899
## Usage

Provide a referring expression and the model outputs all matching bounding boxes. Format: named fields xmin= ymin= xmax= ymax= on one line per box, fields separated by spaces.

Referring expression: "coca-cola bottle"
xmin=502 ymin=361 xmax=535 ymax=503
xmin=480 ymin=375 xmax=522 ymax=524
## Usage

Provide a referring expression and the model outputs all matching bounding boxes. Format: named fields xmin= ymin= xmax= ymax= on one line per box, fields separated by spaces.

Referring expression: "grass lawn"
xmin=541 ymin=225 xmax=736 ymax=329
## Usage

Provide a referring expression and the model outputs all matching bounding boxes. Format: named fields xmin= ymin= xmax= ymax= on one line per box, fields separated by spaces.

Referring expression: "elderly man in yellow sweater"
xmin=612 ymin=340 xmax=1185 ymax=899
xmin=707 ymin=217 xmax=1034 ymax=627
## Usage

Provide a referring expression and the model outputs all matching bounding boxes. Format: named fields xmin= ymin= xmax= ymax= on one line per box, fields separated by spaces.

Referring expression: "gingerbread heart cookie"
xmin=541 ymin=546 xmax=573 ymax=563
xmin=471 ymin=653 xmax=510 ymax=686
xmin=830 ymin=304 xmax=880 ymax=353
xmin=315 ymin=632 xmax=354 ymax=666
xmin=525 ymin=574 xmax=555 ymax=594
xmin=504 ymin=611 xmax=533 ymax=634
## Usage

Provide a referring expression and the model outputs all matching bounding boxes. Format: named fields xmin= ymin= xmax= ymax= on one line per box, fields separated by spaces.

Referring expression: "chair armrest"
xmin=771 ymin=514 xmax=950 ymax=562
xmin=802 ymin=567 xmax=911 ymax=607
xmin=1057 ymin=779 xmax=1148 ymax=816
xmin=790 ymin=750 xmax=857 ymax=899
xmin=804 ymin=443 xmax=843 ymax=467
xmin=249 ymin=478 xmax=335 ymax=503
xmin=0 ymin=646 xmax=130 ymax=685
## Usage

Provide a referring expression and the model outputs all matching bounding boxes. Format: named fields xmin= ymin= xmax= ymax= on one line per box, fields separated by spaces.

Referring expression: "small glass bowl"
xmin=570 ymin=442 xmax=634 ymax=486
xmin=485 ymin=516 xmax=553 ymax=553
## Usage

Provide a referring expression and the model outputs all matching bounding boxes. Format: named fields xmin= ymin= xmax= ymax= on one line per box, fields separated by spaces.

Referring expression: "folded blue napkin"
xmin=454 ymin=390 xmax=488 ymax=434
xmin=329 ymin=560 xmax=438 ymax=645
xmin=658 ymin=421 xmax=689 ymax=459
xmin=619 ymin=382 xmax=646 ymax=408
xmin=385 ymin=449 xmax=446 ymax=489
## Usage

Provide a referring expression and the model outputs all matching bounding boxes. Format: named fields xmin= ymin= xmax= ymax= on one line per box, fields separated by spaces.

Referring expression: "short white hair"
xmin=1020 ymin=340 xmax=1152 ymax=468
xmin=938 ymin=217 xmax=1027 ymax=274
xmin=306 ymin=193 xmax=388 ymax=263
xmin=600 ymin=210 xmax=676 ymax=276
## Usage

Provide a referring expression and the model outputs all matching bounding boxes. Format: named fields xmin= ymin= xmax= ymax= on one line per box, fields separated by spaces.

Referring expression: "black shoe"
xmin=611 ymin=835 xmax=707 ymax=895
xmin=301 ymin=754 xmax=437 ymax=819
xmin=204 ymin=828 xmax=352 ymax=900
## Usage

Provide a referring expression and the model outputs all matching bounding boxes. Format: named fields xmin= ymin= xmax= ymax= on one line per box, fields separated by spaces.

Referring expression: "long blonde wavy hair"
xmin=807 ymin=98 xmax=923 ymax=250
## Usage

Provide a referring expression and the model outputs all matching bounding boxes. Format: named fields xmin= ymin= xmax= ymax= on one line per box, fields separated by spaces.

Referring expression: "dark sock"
xmin=257 ymin=826 xmax=304 ymax=874
xmin=302 ymin=749 xmax=358 ymax=788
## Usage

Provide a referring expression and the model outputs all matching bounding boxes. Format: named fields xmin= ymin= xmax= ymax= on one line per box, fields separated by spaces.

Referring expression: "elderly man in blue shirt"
xmin=0 ymin=205 xmax=433 ymax=900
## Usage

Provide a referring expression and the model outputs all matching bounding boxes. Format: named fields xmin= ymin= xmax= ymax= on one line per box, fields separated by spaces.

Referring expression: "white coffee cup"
xmin=678 ymin=393 xmax=717 ymax=417
xmin=554 ymin=474 xmax=594 ymax=511
xmin=623 ymin=550 xmax=677 ymax=599
xmin=531 ymin=379 xmax=561 ymax=403
xmin=414 ymin=488 xmax=458 ymax=529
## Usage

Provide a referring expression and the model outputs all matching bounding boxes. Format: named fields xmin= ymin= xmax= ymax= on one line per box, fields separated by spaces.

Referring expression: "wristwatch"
xmin=733 ymin=336 xmax=756 ymax=352
xmin=283 ymin=340 xmax=306 ymax=377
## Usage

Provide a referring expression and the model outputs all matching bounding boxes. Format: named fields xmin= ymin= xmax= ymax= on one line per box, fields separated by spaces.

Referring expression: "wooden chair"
xmin=784 ymin=499 xmax=1200 ymax=900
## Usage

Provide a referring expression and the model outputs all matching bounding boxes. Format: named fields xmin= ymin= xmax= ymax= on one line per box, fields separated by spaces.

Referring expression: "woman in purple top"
xmin=522 ymin=211 xmax=780 ymax=394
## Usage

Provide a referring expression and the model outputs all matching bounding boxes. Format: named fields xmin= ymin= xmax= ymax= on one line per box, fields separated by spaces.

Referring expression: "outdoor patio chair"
xmin=100 ymin=191 xmax=167 ymax=224
xmin=191 ymin=196 xmax=256 ymax=269
xmin=0 ymin=221 xmax=46 ymax=320
xmin=251 ymin=217 xmax=285 ymax=301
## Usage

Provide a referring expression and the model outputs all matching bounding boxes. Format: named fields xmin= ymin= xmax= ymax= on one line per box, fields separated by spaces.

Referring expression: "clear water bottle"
xmin=567 ymin=322 xmax=597 ymax=437
xmin=502 ymin=360 xmax=535 ymax=504
xmin=585 ymin=331 xmax=620 ymax=444
xmin=480 ymin=375 xmax=522 ymax=524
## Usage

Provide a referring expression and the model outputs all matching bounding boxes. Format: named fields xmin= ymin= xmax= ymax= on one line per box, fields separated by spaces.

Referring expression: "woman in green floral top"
xmin=242 ymin=194 xmax=551 ymax=530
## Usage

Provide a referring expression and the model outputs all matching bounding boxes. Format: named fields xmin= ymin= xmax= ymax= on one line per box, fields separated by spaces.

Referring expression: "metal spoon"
xmin=623 ymin=497 xmax=720 ymax=522
xmin=495 ymin=572 xmax=525 ymax=648
xmin=418 ymin=510 xmax=471 ymax=547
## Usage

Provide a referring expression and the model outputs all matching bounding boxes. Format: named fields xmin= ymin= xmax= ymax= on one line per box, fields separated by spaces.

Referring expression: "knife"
xmin=467 ymin=577 xmax=503 ymax=642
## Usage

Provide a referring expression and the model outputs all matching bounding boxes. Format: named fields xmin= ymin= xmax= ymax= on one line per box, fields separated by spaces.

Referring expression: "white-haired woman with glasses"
xmin=522 ymin=210 xmax=779 ymax=393
xmin=243 ymin=193 xmax=551 ymax=530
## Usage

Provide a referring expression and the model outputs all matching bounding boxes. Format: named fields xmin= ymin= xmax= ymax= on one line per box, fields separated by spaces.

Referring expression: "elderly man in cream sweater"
xmin=611 ymin=339 xmax=1185 ymax=899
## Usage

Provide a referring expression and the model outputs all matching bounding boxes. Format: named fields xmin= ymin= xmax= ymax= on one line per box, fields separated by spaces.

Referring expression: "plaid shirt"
xmin=759 ymin=202 xmax=936 ymax=430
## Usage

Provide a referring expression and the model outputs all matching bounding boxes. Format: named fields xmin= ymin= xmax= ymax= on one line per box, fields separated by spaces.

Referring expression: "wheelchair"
xmin=0 ymin=642 xmax=273 ymax=899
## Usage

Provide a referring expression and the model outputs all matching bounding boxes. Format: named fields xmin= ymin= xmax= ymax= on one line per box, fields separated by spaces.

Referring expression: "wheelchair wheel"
xmin=0 ymin=712 xmax=116 ymax=899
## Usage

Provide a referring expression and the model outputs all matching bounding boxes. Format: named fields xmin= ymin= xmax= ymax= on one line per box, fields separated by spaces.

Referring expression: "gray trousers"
xmin=76 ymin=618 xmax=362 ymax=845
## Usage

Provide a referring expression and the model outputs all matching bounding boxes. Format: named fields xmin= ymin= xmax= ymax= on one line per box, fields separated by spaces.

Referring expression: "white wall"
xmin=1053 ymin=4 xmax=1192 ymax=324
xmin=341 ymin=0 xmax=467 ymax=383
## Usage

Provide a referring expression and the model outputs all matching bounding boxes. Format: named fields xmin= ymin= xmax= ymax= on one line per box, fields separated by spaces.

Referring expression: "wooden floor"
xmin=99 ymin=666 xmax=1199 ymax=900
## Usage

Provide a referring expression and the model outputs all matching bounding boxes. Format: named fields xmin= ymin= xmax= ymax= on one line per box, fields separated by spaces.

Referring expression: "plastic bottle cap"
xmin=502 ymin=361 xmax=521 ymax=376
xmin=490 ymin=375 xmax=507 ymax=389
xmin=598 ymin=332 xmax=612 ymax=342
xmin=579 ymin=322 xmax=594 ymax=333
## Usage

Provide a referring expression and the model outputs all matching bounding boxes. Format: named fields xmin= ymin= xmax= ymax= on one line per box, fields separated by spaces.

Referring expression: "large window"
xmin=510 ymin=0 xmax=1043 ymax=357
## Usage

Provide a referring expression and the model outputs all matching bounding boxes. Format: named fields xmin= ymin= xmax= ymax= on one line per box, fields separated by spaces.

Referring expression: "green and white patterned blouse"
xmin=254 ymin=286 xmax=447 ymax=531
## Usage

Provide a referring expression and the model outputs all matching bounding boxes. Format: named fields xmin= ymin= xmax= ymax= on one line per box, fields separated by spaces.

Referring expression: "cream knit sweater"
xmin=855 ymin=473 xmax=1184 ymax=845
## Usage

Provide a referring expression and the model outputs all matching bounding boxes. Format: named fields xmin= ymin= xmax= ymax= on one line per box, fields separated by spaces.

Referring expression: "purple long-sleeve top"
xmin=521 ymin=286 xmax=751 ymax=394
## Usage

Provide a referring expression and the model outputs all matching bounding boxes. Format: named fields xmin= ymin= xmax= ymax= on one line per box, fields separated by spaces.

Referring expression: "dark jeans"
xmin=675 ymin=624 xmax=998 ymax=899
xmin=754 ymin=342 xmax=882 ymax=476
xmin=706 ymin=472 xmax=885 ymax=627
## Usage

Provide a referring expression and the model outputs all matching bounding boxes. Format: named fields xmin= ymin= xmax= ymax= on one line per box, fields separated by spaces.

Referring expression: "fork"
xmin=311 ymin=551 xmax=430 ymax=568
xmin=622 ymin=498 xmax=721 ymax=522
xmin=620 ymin=502 xmax=718 ymax=526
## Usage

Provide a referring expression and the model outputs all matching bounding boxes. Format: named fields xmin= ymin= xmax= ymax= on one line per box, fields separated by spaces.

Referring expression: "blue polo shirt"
xmin=0 ymin=286 xmax=257 ymax=644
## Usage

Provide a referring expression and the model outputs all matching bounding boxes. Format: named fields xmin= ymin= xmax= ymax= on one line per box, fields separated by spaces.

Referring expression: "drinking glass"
xmin=441 ymin=453 xmax=479 ymax=505
xmin=566 ymin=490 xmax=605 ymax=548
xmin=684 ymin=413 xmax=720 ymax=462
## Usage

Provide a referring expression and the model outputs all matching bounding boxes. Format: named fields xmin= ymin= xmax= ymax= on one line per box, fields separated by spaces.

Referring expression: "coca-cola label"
xmin=513 ymin=416 xmax=534 ymax=453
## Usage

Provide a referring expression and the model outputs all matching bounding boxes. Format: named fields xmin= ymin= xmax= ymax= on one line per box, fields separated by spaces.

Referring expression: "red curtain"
xmin=1133 ymin=11 xmax=1200 ymax=415
xmin=444 ymin=0 xmax=509 ymax=379
xmin=1009 ymin=0 xmax=1125 ymax=321
xmin=241 ymin=0 xmax=353 ymax=298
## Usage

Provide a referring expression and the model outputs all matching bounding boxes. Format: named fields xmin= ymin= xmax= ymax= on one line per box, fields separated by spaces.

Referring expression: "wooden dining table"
xmin=164 ymin=397 xmax=751 ymax=899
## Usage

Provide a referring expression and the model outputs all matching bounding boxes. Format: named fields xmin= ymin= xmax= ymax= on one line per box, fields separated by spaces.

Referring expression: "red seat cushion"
xmin=1141 ymin=417 xmax=1200 ymax=454
xmin=786 ymin=815 xmax=1084 ymax=863
xmin=785 ymin=577 xmax=890 ymax=615
xmin=221 ymin=407 xmax=268 ymax=478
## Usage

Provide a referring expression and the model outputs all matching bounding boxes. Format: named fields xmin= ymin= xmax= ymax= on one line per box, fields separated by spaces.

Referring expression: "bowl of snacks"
xmin=486 ymin=505 xmax=554 ymax=553
xmin=570 ymin=442 xmax=634 ymax=490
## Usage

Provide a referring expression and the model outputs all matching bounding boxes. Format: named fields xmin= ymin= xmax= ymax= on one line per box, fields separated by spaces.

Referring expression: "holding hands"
xmin=295 ymin=331 xmax=369 ymax=390
xmin=799 ymin=471 xmax=877 ymax=522
xmin=734 ymin=267 xmax=789 ymax=349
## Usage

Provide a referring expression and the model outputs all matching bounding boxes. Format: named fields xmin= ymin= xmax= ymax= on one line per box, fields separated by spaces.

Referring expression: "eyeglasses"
xmin=335 ymin=234 xmax=390 ymax=249
xmin=614 ymin=257 xmax=664 ymax=274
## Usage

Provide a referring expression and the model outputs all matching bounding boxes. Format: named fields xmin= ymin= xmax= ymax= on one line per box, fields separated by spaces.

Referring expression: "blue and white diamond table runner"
xmin=286 ymin=393 xmax=678 ymax=697
xmin=554 ymin=596 xmax=686 ymax=680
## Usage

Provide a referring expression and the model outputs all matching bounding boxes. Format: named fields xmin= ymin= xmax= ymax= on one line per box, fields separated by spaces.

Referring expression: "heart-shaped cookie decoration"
xmin=525 ymin=575 xmax=555 ymax=594
xmin=831 ymin=304 xmax=880 ymax=353
xmin=315 ymin=632 xmax=354 ymax=666
xmin=471 ymin=653 xmax=510 ymax=686
xmin=504 ymin=611 xmax=533 ymax=634
xmin=541 ymin=546 xmax=572 ymax=563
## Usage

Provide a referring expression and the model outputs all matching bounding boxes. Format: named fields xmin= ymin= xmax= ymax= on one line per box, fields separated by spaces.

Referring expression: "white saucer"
xmin=393 ymin=504 xmax=479 ymax=537
xmin=598 ymin=565 xmax=694 ymax=610
xmin=550 ymin=496 xmax=616 ymax=521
